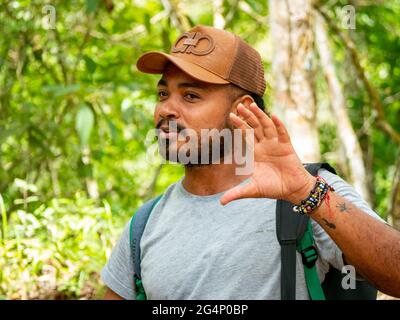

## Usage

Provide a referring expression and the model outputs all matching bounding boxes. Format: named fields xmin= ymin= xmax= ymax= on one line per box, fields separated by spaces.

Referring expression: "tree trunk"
xmin=269 ymin=0 xmax=320 ymax=162
xmin=315 ymin=5 xmax=400 ymax=145
xmin=314 ymin=13 xmax=372 ymax=205
xmin=213 ymin=0 xmax=225 ymax=29
xmin=161 ymin=0 xmax=191 ymax=33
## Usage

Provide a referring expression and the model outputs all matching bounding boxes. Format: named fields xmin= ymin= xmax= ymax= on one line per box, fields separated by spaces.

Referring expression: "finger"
xmin=229 ymin=112 xmax=251 ymax=129
xmin=248 ymin=103 xmax=278 ymax=139
xmin=220 ymin=179 xmax=256 ymax=206
xmin=229 ymin=113 xmax=255 ymax=146
xmin=237 ymin=103 xmax=264 ymax=141
xmin=271 ymin=114 xmax=291 ymax=143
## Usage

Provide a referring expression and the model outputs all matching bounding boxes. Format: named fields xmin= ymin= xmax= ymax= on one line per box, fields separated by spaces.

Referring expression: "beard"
xmin=156 ymin=116 xmax=235 ymax=167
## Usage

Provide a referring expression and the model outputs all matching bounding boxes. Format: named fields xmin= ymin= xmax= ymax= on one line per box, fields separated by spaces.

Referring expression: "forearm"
xmin=310 ymin=190 xmax=400 ymax=297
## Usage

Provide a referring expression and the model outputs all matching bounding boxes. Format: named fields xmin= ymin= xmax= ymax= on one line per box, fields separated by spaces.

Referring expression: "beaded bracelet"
xmin=292 ymin=176 xmax=335 ymax=215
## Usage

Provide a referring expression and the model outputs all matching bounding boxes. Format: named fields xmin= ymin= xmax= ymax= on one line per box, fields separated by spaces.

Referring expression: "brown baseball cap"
xmin=136 ymin=25 xmax=266 ymax=97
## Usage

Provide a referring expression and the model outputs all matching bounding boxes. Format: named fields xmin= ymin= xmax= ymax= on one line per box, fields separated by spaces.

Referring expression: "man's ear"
xmin=232 ymin=95 xmax=255 ymax=115
xmin=240 ymin=95 xmax=255 ymax=108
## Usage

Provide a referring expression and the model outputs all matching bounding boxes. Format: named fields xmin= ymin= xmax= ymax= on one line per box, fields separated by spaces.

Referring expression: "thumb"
xmin=220 ymin=180 xmax=256 ymax=206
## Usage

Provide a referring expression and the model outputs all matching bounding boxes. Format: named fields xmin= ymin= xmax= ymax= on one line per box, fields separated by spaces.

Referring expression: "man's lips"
xmin=157 ymin=127 xmax=179 ymax=139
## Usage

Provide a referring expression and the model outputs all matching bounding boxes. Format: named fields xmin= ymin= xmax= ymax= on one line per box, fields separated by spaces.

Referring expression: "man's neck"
xmin=182 ymin=163 xmax=251 ymax=196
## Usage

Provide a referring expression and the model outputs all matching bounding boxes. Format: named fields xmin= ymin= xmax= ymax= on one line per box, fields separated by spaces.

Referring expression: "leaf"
xmin=144 ymin=13 xmax=151 ymax=33
xmin=84 ymin=55 xmax=97 ymax=74
xmin=14 ymin=179 xmax=38 ymax=193
xmin=75 ymin=105 xmax=95 ymax=147
xmin=106 ymin=118 xmax=119 ymax=144
xmin=85 ymin=0 xmax=100 ymax=13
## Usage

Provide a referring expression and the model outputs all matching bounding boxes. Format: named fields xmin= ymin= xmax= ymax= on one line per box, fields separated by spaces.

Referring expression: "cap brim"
xmin=136 ymin=52 xmax=229 ymax=85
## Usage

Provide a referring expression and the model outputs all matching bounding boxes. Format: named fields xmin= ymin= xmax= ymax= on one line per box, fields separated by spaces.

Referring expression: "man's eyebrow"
xmin=157 ymin=79 xmax=167 ymax=87
xmin=157 ymin=79 xmax=206 ymax=89
xmin=178 ymin=82 xmax=206 ymax=89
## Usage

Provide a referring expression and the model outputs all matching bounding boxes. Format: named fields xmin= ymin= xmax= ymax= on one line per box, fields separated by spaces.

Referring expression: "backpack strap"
xmin=297 ymin=220 xmax=326 ymax=300
xmin=276 ymin=162 xmax=336 ymax=300
xmin=129 ymin=194 xmax=163 ymax=300
xmin=276 ymin=198 xmax=308 ymax=299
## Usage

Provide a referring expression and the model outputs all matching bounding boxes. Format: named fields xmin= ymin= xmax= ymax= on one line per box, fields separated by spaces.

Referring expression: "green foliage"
xmin=322 ymin=0 xmax=400 ymax=214
xmin=0 ymin=0 xmax=188 ymax=299
xmin=0 ymin=192 xmax=119 ymax=299
xmin=0 ymin=0 xmax=398 ymax=299
xmin=76 ymin=104 xmax=95 ymax=148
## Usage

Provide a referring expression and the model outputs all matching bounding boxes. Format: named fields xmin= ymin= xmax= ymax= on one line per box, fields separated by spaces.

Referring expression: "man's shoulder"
xmin=137 ymin=177 xmax=183 ymax=211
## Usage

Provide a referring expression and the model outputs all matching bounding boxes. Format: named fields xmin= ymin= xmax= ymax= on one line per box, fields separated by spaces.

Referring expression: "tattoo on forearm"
xmin=336 ymin=202 xmax=350 ymax=213
xmin=322 ymin=218 xmax=336 ymax=229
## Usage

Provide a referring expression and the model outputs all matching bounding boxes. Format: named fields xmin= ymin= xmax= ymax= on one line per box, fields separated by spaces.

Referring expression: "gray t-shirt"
xmin=101 ymin=168 xmax=383 ymax=300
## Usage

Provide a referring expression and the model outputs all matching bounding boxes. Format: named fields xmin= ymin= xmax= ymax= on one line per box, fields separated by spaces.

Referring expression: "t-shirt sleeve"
xmin=311 ymin=168 xmax=386 ymax=276
xmin=101 ymin=219 xmax=136 ymax=300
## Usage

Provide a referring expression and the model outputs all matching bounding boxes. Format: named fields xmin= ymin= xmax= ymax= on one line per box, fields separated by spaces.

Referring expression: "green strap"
xmin=135 ymin=278 xmax=147 ymax=300
xmin=297 ymin=220 xmax=326 ymax=300
xmin=130 ymin=215 xmax=147 ymax=300
xmin=130 ymin=195 xmax=164 ymax=300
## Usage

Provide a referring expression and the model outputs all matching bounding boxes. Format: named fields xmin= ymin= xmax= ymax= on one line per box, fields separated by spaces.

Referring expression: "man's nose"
xmin=157 ymin=98 xmax=180 ymax=119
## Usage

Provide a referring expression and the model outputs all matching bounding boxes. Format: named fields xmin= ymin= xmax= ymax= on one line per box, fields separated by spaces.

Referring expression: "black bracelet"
xmin=292 ymin=176 xmax=335 ymax=215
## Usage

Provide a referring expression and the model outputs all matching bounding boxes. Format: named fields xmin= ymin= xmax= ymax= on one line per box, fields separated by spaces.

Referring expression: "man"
xmin=101 ymin=25 xmax=400 ymax=299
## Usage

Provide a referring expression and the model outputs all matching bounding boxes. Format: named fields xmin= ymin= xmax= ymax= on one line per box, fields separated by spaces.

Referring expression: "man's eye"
xmin=185 ymin=93 xmax=199 ymax=100
xmin=158 ymin=91 xmax=168 ymax=98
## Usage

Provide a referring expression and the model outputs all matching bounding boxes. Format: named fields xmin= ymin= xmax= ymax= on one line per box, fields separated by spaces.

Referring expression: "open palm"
xmin=220 ymin=103 xmax=316 ymax=206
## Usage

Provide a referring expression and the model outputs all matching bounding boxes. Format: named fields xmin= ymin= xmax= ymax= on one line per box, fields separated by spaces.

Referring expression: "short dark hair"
xmin=249 ymin=92 xmax=265 ymax=112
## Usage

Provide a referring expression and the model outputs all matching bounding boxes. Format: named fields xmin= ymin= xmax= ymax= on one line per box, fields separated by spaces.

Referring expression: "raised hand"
xmin=220 ymin=102 xmax=316 ymax=206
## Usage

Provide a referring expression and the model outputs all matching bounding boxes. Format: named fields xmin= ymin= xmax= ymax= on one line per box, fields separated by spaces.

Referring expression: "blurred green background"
xmin=0 ymin=0 xmax=399 ymax=299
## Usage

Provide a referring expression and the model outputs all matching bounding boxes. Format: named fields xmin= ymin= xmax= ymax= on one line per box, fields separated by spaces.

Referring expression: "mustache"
xmin=155 ymin=119 xmax=186 ymax=132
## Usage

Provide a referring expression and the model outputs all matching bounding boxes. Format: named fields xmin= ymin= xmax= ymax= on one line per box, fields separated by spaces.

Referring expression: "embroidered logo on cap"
xmin=172 ymin=32 xmax=215 ymax=55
